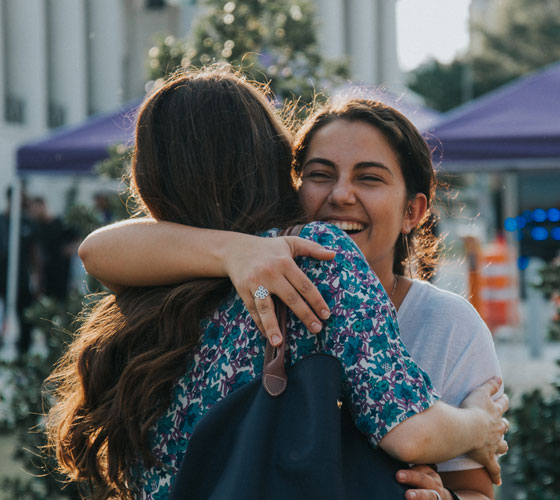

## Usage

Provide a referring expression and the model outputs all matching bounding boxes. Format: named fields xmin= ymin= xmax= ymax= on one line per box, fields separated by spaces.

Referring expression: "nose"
xmin=328 ymin=179 xmax=356 ymax=206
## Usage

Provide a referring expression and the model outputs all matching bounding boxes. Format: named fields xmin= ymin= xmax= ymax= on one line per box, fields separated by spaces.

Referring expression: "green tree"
xmin=147 ymin=0 xmax=348 ymax=104
xmin=408 ymin=0 xmax=560 ymax=111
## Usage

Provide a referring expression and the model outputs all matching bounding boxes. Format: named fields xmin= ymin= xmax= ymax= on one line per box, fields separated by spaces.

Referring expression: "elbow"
xmin=78 ymin=238 xmax=94 ymax=274
xmin=382 ymin=435 xmax=429 ymax=464
xmin=378 ymin=417 xmax=432 ymax=464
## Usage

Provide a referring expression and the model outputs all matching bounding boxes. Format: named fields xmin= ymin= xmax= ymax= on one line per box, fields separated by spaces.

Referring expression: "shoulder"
xmin=403 ymin=280 xmax=488 ymax=334
xmin=398 ymin=280 xmax=497 ymax=380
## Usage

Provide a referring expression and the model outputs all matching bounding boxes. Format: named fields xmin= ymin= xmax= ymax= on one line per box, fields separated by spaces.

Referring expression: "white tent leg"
xmin=4 ymin=178 xmax=22 ymax=353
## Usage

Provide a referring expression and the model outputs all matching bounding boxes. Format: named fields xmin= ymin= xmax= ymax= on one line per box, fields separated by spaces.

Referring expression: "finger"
xmin=274 ymin=278 xmax=323 ymax=334
xmin=287 ymin=237 xmax=336 ymax=261
xmin=254 ymin=293 xmax=284 ymax=346
xmin=485 ymin=455 xmax=502 ymax=485
xmin=404 ymin=465 xmax=437 ymax=475
xmin=239 ymin=289 xmax=266 ymax=334
xmin=480 ymin=376 xmax=503 ymax=397
xmin=502 ymin=417 xmax=510 ymax=433
xmin=404 ymin=490 xmax=441 ymax=500
xmin=396 ymin=469 xmax=440 ymax=489
xmin=285 ymin=266 xmax=330 ymax=320
xmin=495 ymin=393 xmax=509 ymax=414
xmin=497 ymin=438 xmax=509 ymax=456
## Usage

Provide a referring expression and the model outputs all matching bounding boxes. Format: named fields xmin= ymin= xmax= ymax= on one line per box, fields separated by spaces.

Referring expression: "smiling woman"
xmin=298 ymin=119 xmax=424 ymax=290
xmin=292 ymin=98 xmax=436 ymax=297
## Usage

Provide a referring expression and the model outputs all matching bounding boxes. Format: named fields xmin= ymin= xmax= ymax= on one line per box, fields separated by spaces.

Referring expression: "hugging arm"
xmin=79 ymin=218 xmax=334 ymax=337
xmin=294 ymin=223 xmax=508 ymax=485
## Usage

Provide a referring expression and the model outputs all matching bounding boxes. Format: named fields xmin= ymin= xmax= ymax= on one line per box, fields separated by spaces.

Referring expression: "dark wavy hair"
xmin=292 ymin=98 xmax=439 ymax=279
xmin=46 ymin=68 xmax=303 ymax=498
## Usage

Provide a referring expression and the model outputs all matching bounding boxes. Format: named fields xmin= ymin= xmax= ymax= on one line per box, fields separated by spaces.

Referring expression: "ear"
xmin=401 ymin=193 xmax=428 ymax=234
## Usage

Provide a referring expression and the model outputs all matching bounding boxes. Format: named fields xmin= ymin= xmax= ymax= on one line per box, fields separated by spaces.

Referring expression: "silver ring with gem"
xmin=254 ymin=286 xmax=269 ymax=300
xmin=429 ymin=491 xmax=442 ymax=500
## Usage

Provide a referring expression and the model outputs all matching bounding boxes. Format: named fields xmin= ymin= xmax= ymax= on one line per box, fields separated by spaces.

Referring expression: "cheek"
xmin=298 ymin=185 xmax=324 ymax=217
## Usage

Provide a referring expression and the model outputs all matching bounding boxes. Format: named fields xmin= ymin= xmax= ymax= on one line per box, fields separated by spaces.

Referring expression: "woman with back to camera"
xmin=66 ymin=69 xmax=507 ymax=499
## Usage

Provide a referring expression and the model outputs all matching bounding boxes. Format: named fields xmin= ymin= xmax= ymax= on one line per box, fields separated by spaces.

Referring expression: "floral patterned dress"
xmin=131 ymin=222 xmax=439 ymax=499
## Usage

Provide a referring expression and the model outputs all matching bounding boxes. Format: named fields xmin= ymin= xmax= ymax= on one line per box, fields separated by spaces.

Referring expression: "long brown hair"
xmin=292 ymin=98 xmax=439 ymax=279
xmin=46 ymin=68 xmax=302 ymax=498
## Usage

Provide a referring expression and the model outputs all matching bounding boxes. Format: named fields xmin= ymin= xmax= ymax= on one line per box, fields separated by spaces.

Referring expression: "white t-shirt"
xmin=397 ymin=279 xmax=503 ymax=472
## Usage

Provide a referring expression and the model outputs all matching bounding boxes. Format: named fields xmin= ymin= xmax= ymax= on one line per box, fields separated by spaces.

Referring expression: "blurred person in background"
xmin=28 ymin=196 xmax=78 ymax=302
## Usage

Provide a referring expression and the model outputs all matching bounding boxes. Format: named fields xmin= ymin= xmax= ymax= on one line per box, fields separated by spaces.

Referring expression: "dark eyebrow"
xmin=303 ymin=157 xmax=393 ymax=177
xmin=302 ymin=157 xmax=335 ymax=169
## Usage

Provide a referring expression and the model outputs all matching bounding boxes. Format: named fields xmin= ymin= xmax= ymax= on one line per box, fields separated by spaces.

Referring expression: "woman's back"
xmin=134 ymin=222 xmax=438 ymax=498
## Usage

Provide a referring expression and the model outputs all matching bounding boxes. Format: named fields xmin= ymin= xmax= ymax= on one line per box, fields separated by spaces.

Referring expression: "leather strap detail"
xmin=262 ymin=224 xmax=305 ymax=397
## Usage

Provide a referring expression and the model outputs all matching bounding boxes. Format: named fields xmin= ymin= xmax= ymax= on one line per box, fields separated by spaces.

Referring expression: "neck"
xmin=375 ymin=267 xmax=396 ymax=299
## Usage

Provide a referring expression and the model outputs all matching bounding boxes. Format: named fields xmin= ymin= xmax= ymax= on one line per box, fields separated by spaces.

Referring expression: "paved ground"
xmin=496 ymin=339 xmax=560 ymax=403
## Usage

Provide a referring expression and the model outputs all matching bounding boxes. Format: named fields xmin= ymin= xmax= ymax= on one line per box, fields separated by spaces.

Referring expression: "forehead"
xmin=305 ymin=119 xmax=399 ymax=167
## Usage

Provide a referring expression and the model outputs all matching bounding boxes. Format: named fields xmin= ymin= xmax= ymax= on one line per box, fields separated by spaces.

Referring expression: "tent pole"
xmin=4 ymin=178 xmax=22 ymax=352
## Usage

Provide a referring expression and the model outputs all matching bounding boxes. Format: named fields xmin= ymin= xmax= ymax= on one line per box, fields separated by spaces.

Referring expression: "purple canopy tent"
xmin=428 ymin=62 xmax=560 ymax=172
xmin=16 ymin=100 xmax=140 ymax=175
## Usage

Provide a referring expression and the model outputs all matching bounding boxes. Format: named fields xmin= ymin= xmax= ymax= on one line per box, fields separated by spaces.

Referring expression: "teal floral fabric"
xmin=131 ymin=222 xmax=439 ymax=498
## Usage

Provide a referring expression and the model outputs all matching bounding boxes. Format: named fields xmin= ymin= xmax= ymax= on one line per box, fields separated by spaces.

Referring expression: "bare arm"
xmin=79 ymin=218 xmax=334 ymax=340
xmin=379 ymin=377 xmax=508 ymax=485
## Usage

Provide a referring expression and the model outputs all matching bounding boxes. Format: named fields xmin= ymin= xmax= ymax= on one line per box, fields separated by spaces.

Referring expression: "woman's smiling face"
xmin=299 ymin=119 xmax=412 ymax=276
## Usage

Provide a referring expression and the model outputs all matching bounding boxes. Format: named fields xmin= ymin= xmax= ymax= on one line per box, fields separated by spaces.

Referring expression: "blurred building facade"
xmin=0 ymin=0 xmax=196 ymax=201
xmin=0 ymin=0 xmax=401 ymax=204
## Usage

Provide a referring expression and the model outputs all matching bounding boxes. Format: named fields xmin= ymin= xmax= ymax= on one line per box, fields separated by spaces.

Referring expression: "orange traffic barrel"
xmin=479 ymin=236 xmax=519 ymax=332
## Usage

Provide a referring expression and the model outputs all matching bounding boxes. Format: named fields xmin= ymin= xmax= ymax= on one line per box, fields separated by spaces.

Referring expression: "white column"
xmin=346 ymin=0 xmax=378 ymax=83
xmin=315 ymin=0 xmax=346 ymax=59
xmin=377 ymin=0 xmax=403 ymax=90
xmin=47 ymin=0 xmax=88 ymax=125
xmin=0 ymin=2 xmax=6 ymax=124
xmin=4 ymin=178 xmax=22 ymax=350
xmin=5 ymin=0 xmax=48 ymax=133
xmin=88 ymin=0 xmax=126 ymax=113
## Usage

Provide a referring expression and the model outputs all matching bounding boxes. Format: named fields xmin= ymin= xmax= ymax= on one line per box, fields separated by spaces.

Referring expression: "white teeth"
xmin=328 ymin=220 xmax=365 ymax=232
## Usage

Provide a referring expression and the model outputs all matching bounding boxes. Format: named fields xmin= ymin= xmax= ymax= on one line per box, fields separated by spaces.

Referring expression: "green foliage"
xmin=504 ymin=369 xmax=560 ymax=499
xmin=147 ymin=0 xmax=348 ymax=104
xmin=408 ymin=0 xmax=560 ymax=111
xmin=0 ymin=293 xmax=93 ymax=499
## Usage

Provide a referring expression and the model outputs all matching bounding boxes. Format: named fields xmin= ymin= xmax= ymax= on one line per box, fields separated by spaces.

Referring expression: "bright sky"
xmin=396 ymin=0 xmax=472 ymax=71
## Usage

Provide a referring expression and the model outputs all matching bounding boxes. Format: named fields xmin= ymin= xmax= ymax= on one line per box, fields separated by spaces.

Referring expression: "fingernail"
xmin=271 ymin=334 xmax=282 ymax=346
xmin=320 ymin=309 xmax=330 ymax=319
xmin=409 ymin=492 xmax=417 ymax=499
xmin=396 ymin=471 xmax=406 ymax=481
xmin=310 ymin=321 xmax=322 ymax=333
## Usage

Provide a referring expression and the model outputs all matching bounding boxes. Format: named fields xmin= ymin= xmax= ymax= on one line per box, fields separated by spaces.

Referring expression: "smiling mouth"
xmin=327 ymin=220 xmax=366 ymax=235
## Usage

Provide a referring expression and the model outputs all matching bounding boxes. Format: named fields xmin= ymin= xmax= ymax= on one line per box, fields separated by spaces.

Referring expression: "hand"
xmin=224 ymin=235 xmax=335 ymax=345
xmin=460 ymin=376 xmax=509 ymax=485
xmin=396 ymin=465 xmax=451 ymax=500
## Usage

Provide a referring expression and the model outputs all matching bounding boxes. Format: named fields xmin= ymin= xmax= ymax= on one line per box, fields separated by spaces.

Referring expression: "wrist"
xmin=219 ymin=231 xmax=254 ymax=277
xmin=463 ymin=407 xmax=487 ymax=451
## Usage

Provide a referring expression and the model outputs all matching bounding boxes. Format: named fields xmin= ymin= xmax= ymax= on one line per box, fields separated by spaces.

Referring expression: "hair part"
xmin=46 ymin=67 xmax=303 ymax=498
xmin=292 ymin=98 xmax=440 ymax=279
